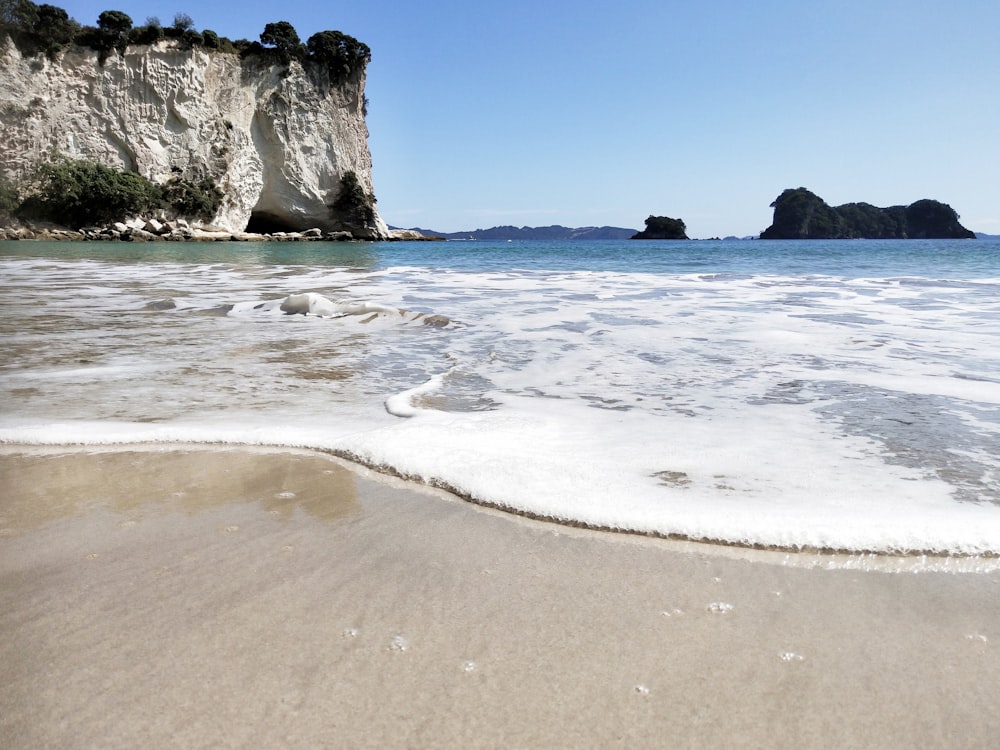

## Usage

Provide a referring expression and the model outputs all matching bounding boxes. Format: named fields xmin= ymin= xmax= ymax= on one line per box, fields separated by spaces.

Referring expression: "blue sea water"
xmin=4 ymin=236 xmax=998 ymax=276
xmin=2 ymin=237 xmax=1000 ymax=555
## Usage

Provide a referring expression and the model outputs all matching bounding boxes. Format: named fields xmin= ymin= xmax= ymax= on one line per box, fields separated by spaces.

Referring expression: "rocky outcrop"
xmin=760 ymin=187 xmax=975 ymax=240
xmin=0 ymin=36 xmax=388 ymax=237
xmin=630 ymin=215 xmax=689 ymax=240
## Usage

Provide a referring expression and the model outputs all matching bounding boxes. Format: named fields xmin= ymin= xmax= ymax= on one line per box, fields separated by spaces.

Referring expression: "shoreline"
xmin=3 ymin=444 xmax=1000 ymax=747
xmin=0 ymin=221 xmax=444 ymax=243
xmin=6 ymin=442 xmax=997 ymax=567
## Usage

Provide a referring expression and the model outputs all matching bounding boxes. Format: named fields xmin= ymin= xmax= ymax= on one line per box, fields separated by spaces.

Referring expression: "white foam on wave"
xmin=3 ymin=254 xmax=1000 ymax=557
xmin=384 ymin=371 xmax=449 ymax=418
xmin=335 ymin=396 xmax=1000 ymax=556
xmin=4 ymin=393 xmax=999 ymax=556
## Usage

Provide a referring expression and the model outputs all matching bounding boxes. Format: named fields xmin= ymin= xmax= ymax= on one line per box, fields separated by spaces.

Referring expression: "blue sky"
xmin=59 ymin=1 xmax=999 ymax=237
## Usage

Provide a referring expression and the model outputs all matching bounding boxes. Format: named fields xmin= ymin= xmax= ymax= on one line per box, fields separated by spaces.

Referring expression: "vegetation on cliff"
xmin=160 ymin=172 xmax=225 ymax=222
xmin=0 ymin=171 xmax=19 ymax=223
xmin=0 ymin=0 xmax=370 ymax=84
xmin=760 ymin=187 xmax=975 ymax=240
xmin=631 ymin=215 xmax=689 ymax=240
xmin=329 ymin=171 xmax=377 ymax=232
xmin=12 ymin=156 xmax=223 ymax=227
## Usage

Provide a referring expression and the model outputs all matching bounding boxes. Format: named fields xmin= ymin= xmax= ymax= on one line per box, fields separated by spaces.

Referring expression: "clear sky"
xmin=59 ymin=0 xmax=1000 ymax=237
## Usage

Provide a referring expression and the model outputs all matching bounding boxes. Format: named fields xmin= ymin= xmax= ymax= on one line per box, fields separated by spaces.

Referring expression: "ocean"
xmin=3 ymin=237 xmax=1000 ymax=556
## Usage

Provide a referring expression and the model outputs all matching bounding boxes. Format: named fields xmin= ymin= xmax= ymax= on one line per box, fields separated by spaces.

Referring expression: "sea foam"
xmin=3 ymin=243 xmax=1000 ymax=556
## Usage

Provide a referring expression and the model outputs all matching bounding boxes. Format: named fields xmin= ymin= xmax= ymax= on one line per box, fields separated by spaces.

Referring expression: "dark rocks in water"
xmin=760 ymin=187 xmax=976 ymax=240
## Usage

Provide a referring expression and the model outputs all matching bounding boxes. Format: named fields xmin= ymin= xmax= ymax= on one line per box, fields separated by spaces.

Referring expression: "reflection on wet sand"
xmin=0 ymin=447 xmax=360 ymax=531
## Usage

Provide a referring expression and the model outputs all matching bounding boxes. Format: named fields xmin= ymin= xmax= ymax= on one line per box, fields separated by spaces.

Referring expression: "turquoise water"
xmin=3 ymin=237 xmax=999 ymax=275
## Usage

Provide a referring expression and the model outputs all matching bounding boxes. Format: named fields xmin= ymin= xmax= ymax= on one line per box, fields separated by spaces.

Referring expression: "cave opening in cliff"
xmin=246 ymin=211 xmax=301 ymax=234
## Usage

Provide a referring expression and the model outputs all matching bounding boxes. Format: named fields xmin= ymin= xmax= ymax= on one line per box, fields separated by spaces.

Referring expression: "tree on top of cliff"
xmin=171 ymin=13 xmax=193 ymax=32
xmin=0 ymin=0 xmax=79 ymax=58
xmin=96 ymin=9 xmax=130 ymax=35
xmin=0 ymin=0 xmax=35 ymax=26
xmin=72 ymin=9 xmax=133 ymax=62
xmin=259 ymin=20 xmax=305 ymax=63
xmin=2 ymin=2 xmax=373 ymax=89
xmin=307 ymin=30 xmax=371 ymax=85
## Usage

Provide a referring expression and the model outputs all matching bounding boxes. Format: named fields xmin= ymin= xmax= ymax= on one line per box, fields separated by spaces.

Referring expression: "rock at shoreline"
xmin=0 ymin=221 xmax=442 ymax=243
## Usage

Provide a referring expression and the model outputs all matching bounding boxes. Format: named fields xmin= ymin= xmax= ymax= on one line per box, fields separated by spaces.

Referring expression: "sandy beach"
xmin=2 ymin=445 xmax=999 ymax=749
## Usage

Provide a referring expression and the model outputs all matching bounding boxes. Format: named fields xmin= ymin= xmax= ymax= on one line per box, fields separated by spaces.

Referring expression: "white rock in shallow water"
xmin=279 ymin=293 xmax=400 ymax=318
xmin=280 ymin=293 xmax=337 ymax=317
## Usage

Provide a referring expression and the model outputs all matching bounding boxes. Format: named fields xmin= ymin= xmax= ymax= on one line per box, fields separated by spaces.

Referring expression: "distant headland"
xmin=395 ymin=225 xmax=637 ymax=241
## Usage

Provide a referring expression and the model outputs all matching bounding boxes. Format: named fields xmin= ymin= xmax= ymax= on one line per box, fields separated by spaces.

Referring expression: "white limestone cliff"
xmin=0 ymin=37 xmax=388 ymax=237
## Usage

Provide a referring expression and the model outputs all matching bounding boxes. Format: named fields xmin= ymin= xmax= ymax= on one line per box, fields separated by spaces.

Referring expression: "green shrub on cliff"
xmin=18 ymin=157 xmax=161 ymax=227
xmin=0 ymin=172 xmax=20 ymax=222
xmin=329 ymin=170 xmax=376 ymax=231
xmin=15 ymin=156 xmax=224 ymax=227
xmin=161 ymin=174 xmax=223 ymax=222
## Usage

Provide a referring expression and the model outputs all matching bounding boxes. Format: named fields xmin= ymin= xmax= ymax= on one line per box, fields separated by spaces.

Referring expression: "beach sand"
xmin=2 ymin=446 xmax=999 ymax=749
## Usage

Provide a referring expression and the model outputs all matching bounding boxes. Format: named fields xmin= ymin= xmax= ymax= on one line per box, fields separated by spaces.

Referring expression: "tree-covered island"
xmin=760 ymin=187 xmax=975 ymax=240
xmin=630 ymin=215 xmax=689 ymax=240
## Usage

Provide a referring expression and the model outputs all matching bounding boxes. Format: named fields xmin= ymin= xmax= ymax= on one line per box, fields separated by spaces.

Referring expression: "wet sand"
xmin=2 ymin=446 xmax=999 ymax=749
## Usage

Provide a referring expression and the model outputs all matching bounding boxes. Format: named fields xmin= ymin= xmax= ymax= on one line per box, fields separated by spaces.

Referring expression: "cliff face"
xmin=0 ymin=37 xmax=387 ymax=237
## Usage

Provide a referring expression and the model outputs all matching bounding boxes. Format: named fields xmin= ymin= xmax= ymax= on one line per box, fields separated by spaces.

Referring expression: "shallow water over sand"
xmin=2 ymin=238 xmax=1000 ymax=553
